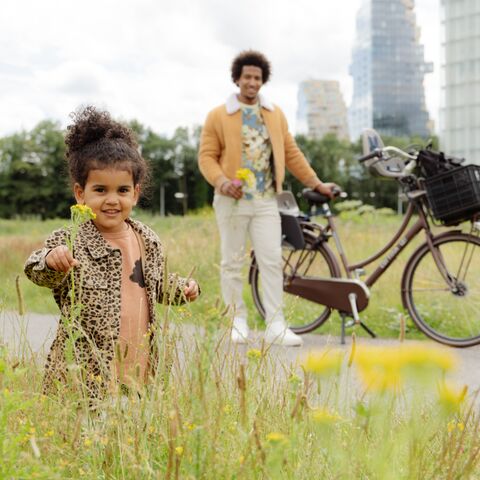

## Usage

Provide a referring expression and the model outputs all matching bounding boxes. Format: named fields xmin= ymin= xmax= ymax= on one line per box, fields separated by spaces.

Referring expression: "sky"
xmin=0 ymin=0 xmax=440 ymax=138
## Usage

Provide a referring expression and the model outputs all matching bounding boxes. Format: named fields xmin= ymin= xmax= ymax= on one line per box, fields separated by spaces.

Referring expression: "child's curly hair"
xmin=231 ymin=50 xmax=271 ymax=84
xmin=65 ymin=106 xmax=149 ymax=189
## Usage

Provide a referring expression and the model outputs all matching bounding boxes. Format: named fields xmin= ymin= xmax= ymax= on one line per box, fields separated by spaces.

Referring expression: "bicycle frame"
xmin=320 ymin=197 xmax=455 ymax=290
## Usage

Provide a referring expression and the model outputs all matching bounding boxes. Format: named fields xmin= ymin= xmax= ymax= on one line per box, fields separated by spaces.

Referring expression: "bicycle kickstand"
xmin=347 ymin=293 xmax=377 ymax=340
xmin=340 ymin=313 xmax=347 ymax=345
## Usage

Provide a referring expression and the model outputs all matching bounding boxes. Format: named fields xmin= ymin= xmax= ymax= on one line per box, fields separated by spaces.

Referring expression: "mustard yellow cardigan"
xmin=198 ymin=94 xmax=321 ymax=192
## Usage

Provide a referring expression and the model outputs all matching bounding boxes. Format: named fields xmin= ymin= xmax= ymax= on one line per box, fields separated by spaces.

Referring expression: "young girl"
xmin=25 ymin=106 xmax=199 ymax=398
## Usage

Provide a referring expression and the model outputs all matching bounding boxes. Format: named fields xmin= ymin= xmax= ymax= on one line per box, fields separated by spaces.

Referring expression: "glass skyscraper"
xmin=441 ymin=0 xmax=480 ymax=165
xmin=349 ymin=0 xmax=432 ymax=141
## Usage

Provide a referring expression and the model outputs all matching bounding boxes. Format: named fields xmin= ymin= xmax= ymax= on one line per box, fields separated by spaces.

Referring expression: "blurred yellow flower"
xmin=265 ymin=432 xmax=287 ymax=444
xmin=353 ymin=345 xmax=459 ymax=393
xmin=303 ymin=350 xmax=343 ymax=376
xmin=175 ymin=446 xmax=184 ymax=456
xmin=247 ymin=348 xmax=262 ymax=360
xmin=312 ymin=408 xmax=343 ymax=424
xmin=235 ymin=168 xmax=255 ymax=188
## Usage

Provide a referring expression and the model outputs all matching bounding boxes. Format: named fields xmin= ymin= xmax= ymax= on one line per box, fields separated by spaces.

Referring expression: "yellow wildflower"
xmin=265 ymin=432 xmax=287 ymax=444
xmin=175 ymin=446 xmax=184 ymax=456
xmin=302 ymin=349 xmax=344 ymax=376
xmin=353 ymin=345 xmax=459 ymax=393
xmin=239 ymin=455 xmax=245 ymax=464
xmin=312 ymin=408 xmax=343 ymax=424
xmin=247 ymin=348 xmax=262 ymax=360
xmin=83 ymin=438 xmax=92 ymax=447
xmin=235 ymin=168 xmax=255 ymax=188
xmin=70 ymin=203 xmax=96 ymax=221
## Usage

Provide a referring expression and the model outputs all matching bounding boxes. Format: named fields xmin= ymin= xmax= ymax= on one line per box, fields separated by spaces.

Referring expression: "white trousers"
xmin=213 ymin=194 xmax=284 ymax=325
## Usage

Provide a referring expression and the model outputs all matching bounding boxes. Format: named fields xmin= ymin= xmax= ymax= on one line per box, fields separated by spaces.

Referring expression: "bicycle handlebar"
xmin=358 ymin=149 xmax=381 ymax=163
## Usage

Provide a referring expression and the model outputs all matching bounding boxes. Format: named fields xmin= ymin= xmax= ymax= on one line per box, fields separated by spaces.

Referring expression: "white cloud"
xmin=0 ymin=0 xmax=439 ymax=136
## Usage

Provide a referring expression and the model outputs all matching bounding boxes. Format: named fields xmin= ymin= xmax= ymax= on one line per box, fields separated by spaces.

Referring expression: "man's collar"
xmin=225 ymin=93 xmax=275 ymax=115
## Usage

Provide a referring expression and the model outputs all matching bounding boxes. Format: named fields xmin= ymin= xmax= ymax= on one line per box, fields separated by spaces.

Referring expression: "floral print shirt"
xmin=240 ymin=102 xmax=275 ymax=199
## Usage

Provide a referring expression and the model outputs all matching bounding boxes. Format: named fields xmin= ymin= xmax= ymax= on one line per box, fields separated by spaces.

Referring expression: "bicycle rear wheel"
xmin=402 ymin=232 xmax=480 ymax=347
xmin=249 ymin=235 xmax=340 ymax=334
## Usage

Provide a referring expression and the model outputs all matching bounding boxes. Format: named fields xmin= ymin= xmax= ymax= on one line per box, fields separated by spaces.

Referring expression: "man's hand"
xmin=184 ymin=280 xmax=199 ymax=302
xmin=315 ymin=182 xmax=341 ymax=199
xmin=45 ymin=245 xmax=78 ymax=272
xmin=220 ymin=180 xmax=243 ymax=200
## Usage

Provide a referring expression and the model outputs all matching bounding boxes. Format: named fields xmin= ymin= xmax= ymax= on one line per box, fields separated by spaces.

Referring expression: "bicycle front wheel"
xmin=402 ymin=232 xmax=480 ymax=347
xmin=249 ymin=236 xmax=340 ymax=334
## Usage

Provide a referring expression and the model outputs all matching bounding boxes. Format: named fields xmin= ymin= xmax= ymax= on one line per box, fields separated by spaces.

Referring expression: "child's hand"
xmin=184 ymin=280 xmax=199 ymax=302
xmin=46 ymin=246 xmax=79 ymax=272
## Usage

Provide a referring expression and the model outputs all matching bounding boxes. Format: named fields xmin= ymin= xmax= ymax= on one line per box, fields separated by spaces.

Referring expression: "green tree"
xmin=0 ymin=121 xmax=71 ymax=219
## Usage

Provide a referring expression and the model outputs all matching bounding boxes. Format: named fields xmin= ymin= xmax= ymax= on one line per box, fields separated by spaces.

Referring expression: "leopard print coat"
xmin=24 ymin=218 xmax=189 ymax=398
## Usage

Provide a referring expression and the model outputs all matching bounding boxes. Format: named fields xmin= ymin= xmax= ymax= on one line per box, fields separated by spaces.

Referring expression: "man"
xmin=198 ymin=50 xmax=337 ymax=346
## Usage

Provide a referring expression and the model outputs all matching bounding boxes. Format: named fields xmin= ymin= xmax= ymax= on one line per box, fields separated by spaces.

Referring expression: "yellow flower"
xmin=83 ymin=438 xmax=92 ymax=447
xmin=247 ymin=348 xmax=262 ymax=360
xmin=175 ymin=446 xmax=184 ymax=456
xmin=353 ymin=345 xmax=459 ymax=393
xmin=45 ymin=430 xmax=54 ymax=437
xmin=312 ymin=408 xmax=343 ymax=424
xmin=265 ymin=432 xmax=287 ymax=444
xmin=302 ymin=349 xmax=343 ymax=376
xmin=235 ymin=168 xmax=255 ymax=188
xmin=70 ymin=203 xmax=96 ymax=221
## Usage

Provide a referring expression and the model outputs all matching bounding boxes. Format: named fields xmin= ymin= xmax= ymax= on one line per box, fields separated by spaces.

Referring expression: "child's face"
xmin=74 ymin=168 xmax=139 ymax=234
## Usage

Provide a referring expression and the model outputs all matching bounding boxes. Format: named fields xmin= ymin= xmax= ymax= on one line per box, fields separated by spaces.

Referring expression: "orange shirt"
xmin=102 ymin=225 xmax=150 ymax=387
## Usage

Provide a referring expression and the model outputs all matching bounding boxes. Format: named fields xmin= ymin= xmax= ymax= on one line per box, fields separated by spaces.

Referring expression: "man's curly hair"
xmin=65 ymin=106 xmax=149 ymax=189
xmin=231 ymin=50 xmax=271 ymax=84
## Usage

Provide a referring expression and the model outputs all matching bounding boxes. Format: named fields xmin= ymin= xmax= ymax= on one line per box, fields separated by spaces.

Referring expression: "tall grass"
xmin=1 ymin=306 xmax=479 ymax=478
xmin=1 ymin=211 xmax=480 ymax=478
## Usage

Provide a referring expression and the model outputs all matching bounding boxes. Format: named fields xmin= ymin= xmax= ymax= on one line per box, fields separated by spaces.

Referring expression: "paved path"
xmin=2 ymin=310 xmax=480 ymax=392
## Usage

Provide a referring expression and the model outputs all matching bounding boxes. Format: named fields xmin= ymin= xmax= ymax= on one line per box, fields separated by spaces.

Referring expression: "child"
xmin=24 ymin=106 xmax=199 ymax=398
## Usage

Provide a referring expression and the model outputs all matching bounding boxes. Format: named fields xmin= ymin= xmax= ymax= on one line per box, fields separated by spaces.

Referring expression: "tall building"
xmin=440 ymin=0 xmax=480 ymax=164
xmin=349 ymin=0 xmax=432 ymax=141
xmin=296 ymin=80 xmax=349 ymax=140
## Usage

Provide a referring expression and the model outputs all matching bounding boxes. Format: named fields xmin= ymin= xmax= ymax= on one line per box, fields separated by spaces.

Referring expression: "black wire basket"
xmin=425 ymin=165 xmax=480 ymax=225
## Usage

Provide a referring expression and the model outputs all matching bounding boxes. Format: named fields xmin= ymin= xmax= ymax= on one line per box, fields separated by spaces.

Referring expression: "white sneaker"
xmin=231 ymin=318 xmax=249 ymax=344
xmin=264 ymin=322 xmax=303 ymax=347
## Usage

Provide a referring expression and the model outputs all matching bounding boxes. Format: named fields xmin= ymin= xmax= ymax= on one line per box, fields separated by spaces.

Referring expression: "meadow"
xmin=1 ymin=210 xmax=479 ymax=479
xmin=0 ymin=208 xmax=448 ymax=338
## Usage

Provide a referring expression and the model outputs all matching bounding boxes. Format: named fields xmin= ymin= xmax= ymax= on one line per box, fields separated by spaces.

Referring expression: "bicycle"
xmin=249 ymin=129 xmax=480 ymax=347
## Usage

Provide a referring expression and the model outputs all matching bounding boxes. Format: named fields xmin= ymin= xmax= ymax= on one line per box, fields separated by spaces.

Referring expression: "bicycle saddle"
xmin=302 ymin=188 xmax=331 ymax=205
